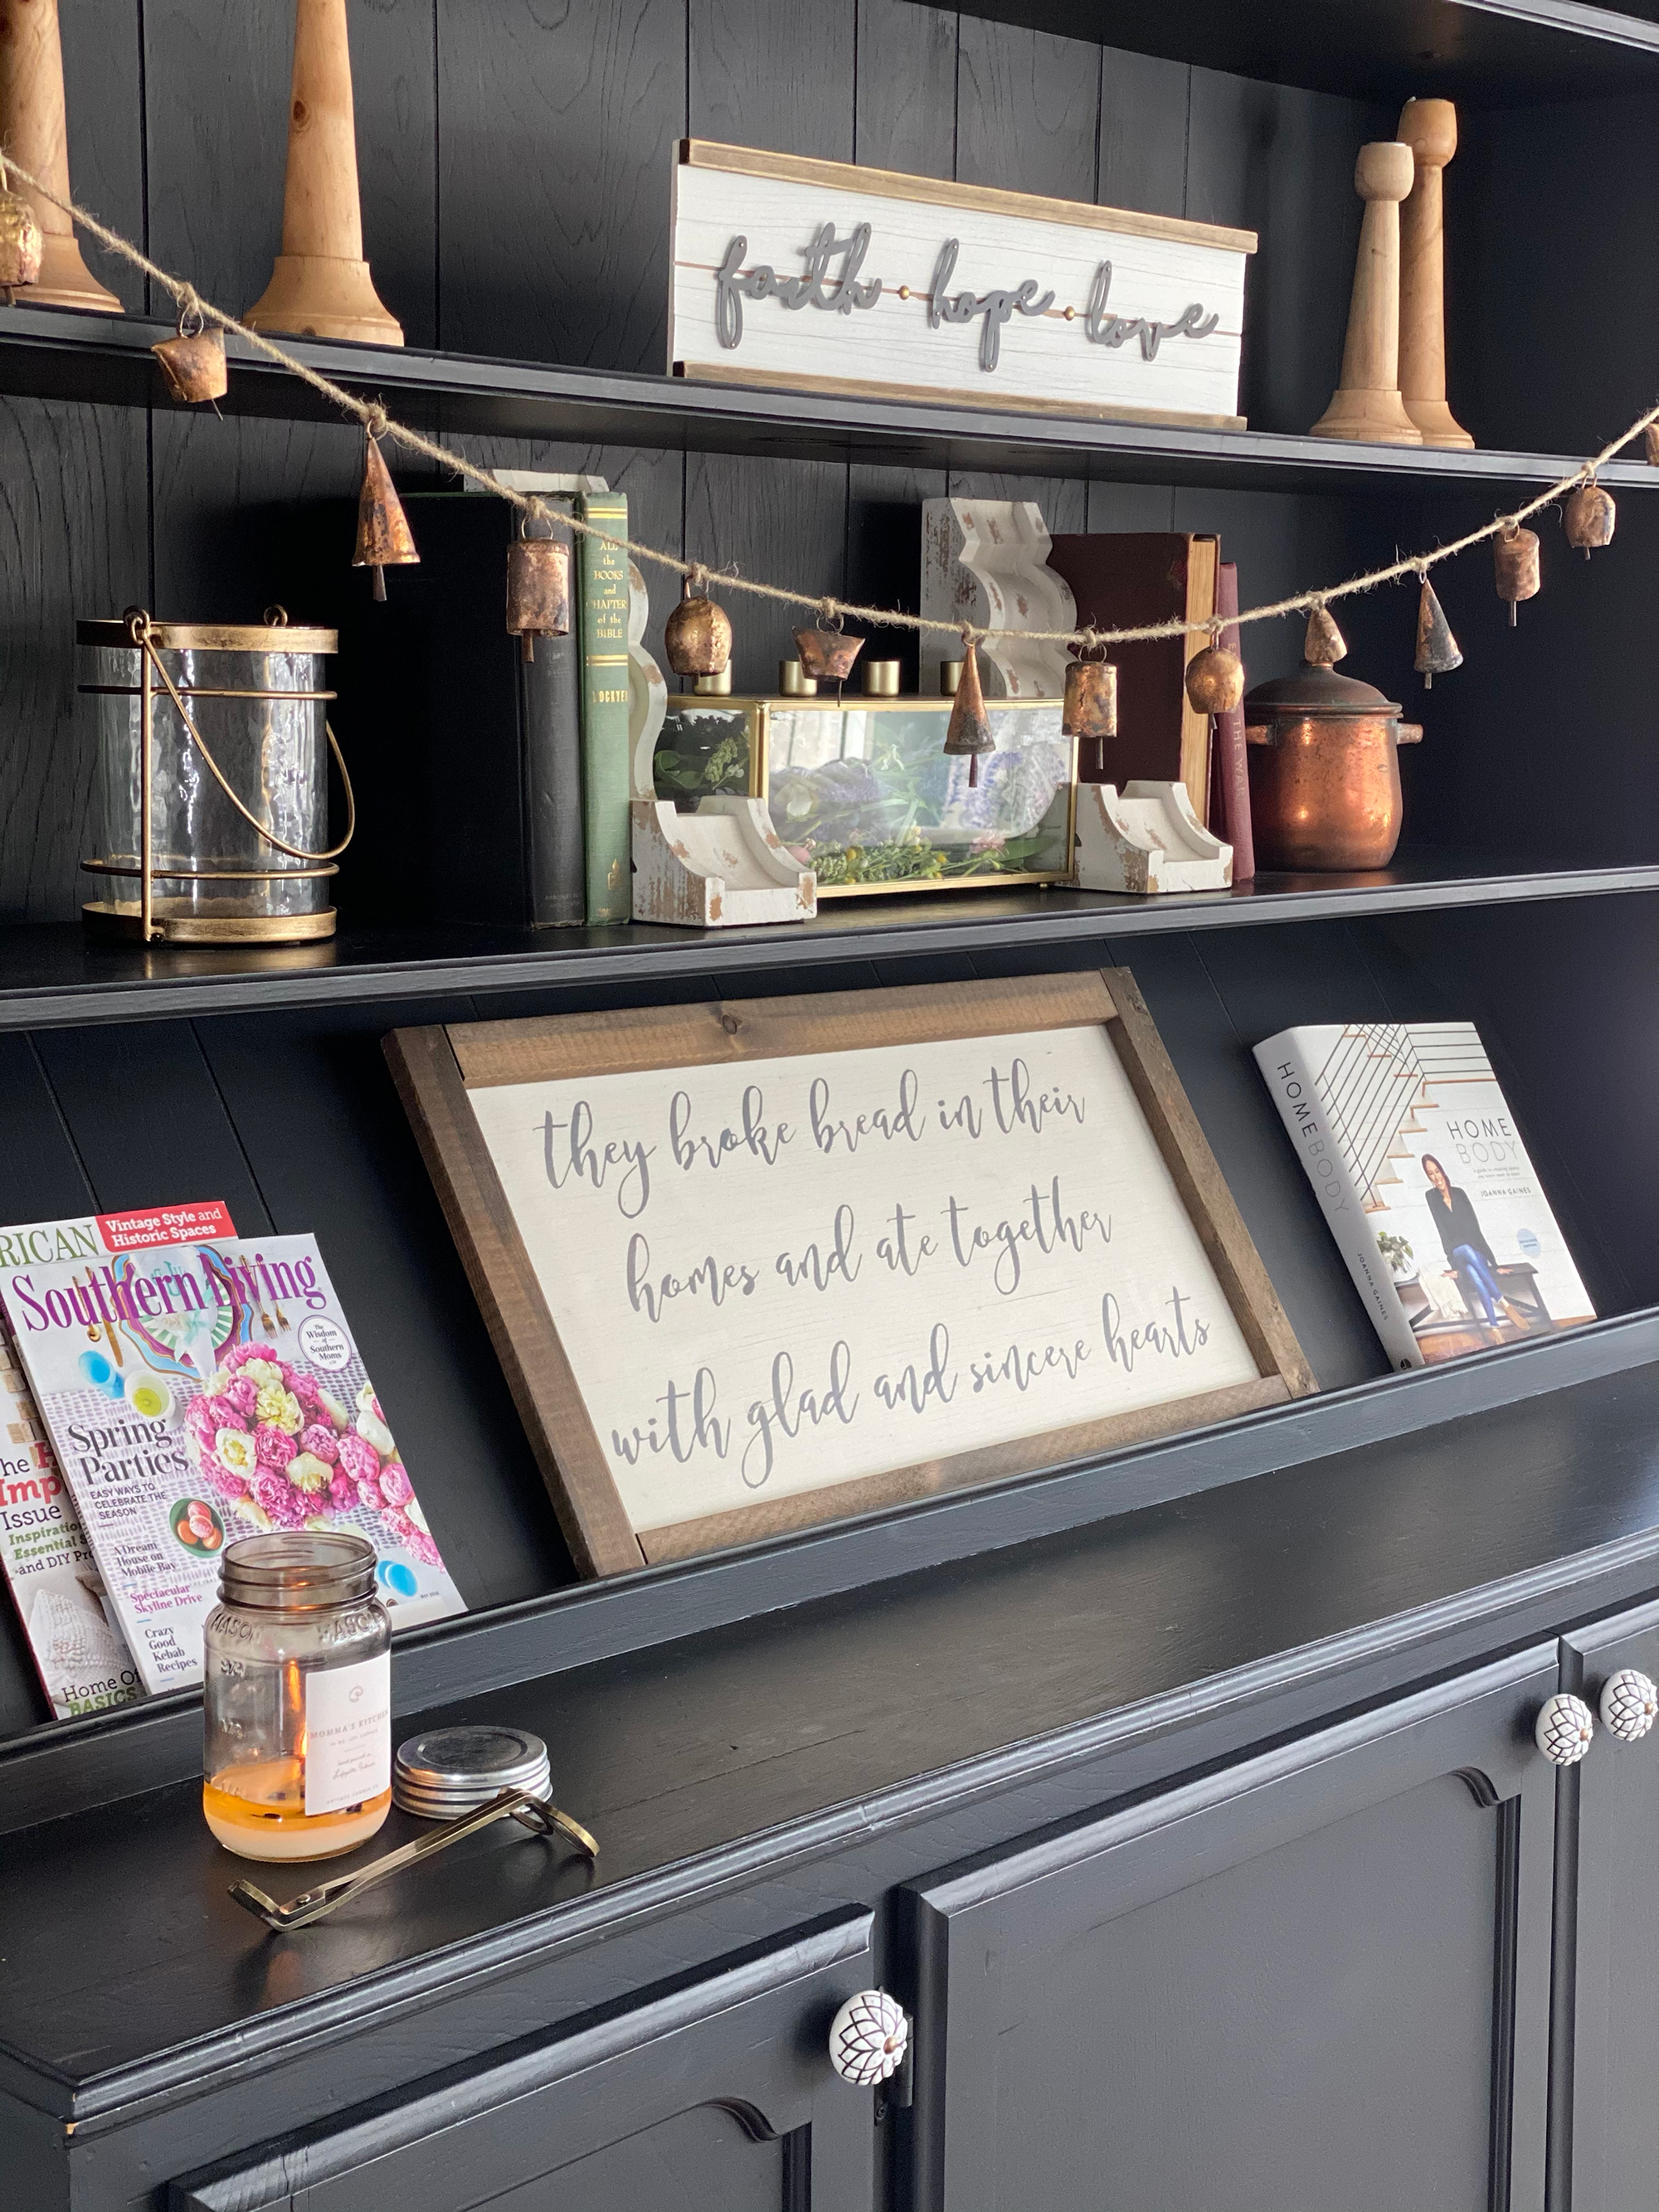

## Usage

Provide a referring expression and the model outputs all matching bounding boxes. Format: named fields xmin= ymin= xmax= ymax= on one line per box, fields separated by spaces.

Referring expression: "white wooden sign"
xmin=389 ymin=975 xmax=1313 ymax=1575
xmin=670 ymin=141 xmax=1256 ymax=429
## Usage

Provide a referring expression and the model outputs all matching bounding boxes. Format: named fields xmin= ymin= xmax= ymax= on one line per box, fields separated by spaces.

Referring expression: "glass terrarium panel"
xmin=653 ymin=701 xmax=756 ymax=804
xmin=766 ymin=699 xmax=1073 ymax=891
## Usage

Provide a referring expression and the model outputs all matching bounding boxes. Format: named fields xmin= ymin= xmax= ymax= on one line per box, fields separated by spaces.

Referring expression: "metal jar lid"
xmin=393 ymin=1724 xmax=550 ymax=1817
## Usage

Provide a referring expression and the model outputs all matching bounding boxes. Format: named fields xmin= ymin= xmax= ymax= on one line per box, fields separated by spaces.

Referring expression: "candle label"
xmin=304 ymin=1652 xmax=391 ymax=1816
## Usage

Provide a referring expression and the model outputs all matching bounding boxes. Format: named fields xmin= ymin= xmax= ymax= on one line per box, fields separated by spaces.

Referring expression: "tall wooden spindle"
xmin=1397 ymin=98 xmax=1474 ymax=449
xmin=1310 ymin=142 xmax=1422 ymax=445
xmin=0 ymin=0 xmax=120 ymax=312
xmin=244 ymin=0 xmax=403 ymax=344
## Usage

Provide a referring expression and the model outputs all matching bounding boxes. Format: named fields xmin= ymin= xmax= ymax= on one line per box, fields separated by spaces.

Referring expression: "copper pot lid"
xmin=1243 ymin=662 xmax=1400 ymax=717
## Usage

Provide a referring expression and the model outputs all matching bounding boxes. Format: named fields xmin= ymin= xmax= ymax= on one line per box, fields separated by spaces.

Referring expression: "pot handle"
xmin=1244 ymin=723 xmax=1272 ymax=746
xmin=1393 ymin=721 xmax=1424 ymax=746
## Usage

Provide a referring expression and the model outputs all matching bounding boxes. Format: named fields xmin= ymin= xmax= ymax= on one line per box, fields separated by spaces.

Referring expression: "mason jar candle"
xmin=202 ymin=1531 xmax=392 ymax=1861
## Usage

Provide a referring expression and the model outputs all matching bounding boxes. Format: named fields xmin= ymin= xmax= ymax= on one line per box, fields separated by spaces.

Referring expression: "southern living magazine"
xmin=1255 ymin=1022 xmax=1595 ymax=1370
xmin=0 ymin=1232 xmax=465 ymax=1694
xmin=0 ymin=1202 xmax=239 ymax=1719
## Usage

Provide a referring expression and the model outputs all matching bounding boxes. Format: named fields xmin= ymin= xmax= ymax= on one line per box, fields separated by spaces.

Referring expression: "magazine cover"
xmin=1255 ymin=1021 xmax=1596 ymax=1369
xmin=0 ymin=1203 xmax=237 ymax=1719
xmin=1 ymin=1231 xmax=465 ymax=1693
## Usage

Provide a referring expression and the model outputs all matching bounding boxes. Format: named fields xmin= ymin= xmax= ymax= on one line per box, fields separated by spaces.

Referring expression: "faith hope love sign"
xmin=389 ymin=975 xmax=1312 ymax=1575
xmin=669 ymin=142 xmax=1256 ymax=430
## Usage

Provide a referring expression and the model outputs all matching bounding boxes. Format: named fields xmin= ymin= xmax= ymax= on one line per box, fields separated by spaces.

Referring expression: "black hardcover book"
xmin=286 ymin=493 xmax=585 ymax=927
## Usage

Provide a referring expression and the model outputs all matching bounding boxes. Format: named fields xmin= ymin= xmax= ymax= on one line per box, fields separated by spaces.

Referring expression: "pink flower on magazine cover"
xmin=298 ymin=1422 xmax=340 ymax=1465
xmin=377 ymin=1461 xmax=413 ymax=1508
xmin=254 ymin=1422 xmax=297 ymax=1472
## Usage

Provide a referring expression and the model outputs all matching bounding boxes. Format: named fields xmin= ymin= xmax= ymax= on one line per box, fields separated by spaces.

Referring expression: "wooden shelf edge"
xmin=0 ymin=863 xmax=1654 ymax=1032
xmin=5 ymin=306 xmax=1658 ymax=492
xmin=2 ymin=1305 xmax=1653 ymax=1853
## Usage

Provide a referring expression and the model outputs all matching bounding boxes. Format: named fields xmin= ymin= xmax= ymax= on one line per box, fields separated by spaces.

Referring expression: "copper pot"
xmin=1244 ymin=661 xmax=1422 ymax=871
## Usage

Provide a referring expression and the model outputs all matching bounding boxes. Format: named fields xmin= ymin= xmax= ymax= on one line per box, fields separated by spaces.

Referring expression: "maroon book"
xmin=1046 ymin=532 xmax=1219 ymax=822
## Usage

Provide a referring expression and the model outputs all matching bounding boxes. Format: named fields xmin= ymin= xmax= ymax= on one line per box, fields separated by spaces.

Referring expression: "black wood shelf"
xmin=4 ymin=1305 xmax=1653 ymax=1841
xmin=955 ymin=0 xmax=1659 ymax=102
xmin=4 ymin=1323 xmax=1659 ymax=2114
xmin=8 ymin=306 xmax=1657 ymax=494
xmin=3 ymin=857 xmax=1652 ymax=1030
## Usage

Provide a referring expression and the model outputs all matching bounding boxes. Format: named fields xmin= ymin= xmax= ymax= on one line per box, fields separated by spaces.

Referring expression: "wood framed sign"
xmin=669 ymin=141 xmax=1256 ymax=430
xmin=386 ymin=974 xmax=1313 ymax=1578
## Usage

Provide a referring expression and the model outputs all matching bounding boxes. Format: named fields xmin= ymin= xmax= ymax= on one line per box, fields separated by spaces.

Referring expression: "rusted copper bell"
xmin=0 ymin=189 xmax=43 ymax=290
xmin=1493 ymin=526 xmax=1540 ymax=627
xmin=353 ymin=434 xmax=419 ymax=601
xmin=1562 ymin=481 xmax=1616 ymax=558
xmin=1303 ymin=604 xmax=1347 ymax=667
xmin=1414 ymin=576 xmax=1462 ymax=688
xmin=1184 ymin=644 xmax=1245 ymax=717
xmin=1243 ymin=625 xmax=1423 ymax=873
xmin=664 ymin=581 xmax=732 ymax=678
xmin=505 ymin=524 xmax=571 ymax=663
xmin=1062 ymin=654 xmax=1117 ymax=778
xmin=152 ymin=313 xmax=228 ymax=405
xmin=793 ymin=623 xmax=864 ymax=687
xmin=1646 ymin=423 xmax=1659 ymax=468
xmin=942 ymin=637 xmax=995 ymax=788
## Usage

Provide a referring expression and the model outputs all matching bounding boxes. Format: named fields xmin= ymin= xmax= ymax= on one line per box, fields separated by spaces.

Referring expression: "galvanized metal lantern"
xmin=79 ymin=607 xmax=353 ymax=943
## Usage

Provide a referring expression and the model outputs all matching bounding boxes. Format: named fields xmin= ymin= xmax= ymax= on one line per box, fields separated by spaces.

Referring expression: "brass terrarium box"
xmin=654 ymin=693 xmax=1077 ymax=893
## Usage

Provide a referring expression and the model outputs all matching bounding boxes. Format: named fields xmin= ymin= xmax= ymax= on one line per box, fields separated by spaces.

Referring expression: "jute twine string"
xmin=4 ymin=148 xmax=1657 ymax=651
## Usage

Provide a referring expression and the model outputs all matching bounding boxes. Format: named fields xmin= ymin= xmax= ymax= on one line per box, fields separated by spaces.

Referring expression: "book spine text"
xmin=576 ymin=491 xmax=632 ymax=925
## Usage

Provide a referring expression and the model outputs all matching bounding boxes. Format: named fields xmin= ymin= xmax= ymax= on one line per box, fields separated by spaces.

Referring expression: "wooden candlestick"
xmin=0 ymin=0 xmax=120 ymax=312
xmin=1397 ymin=98 xmax=1473 ymax=449
xmin=244 ymin=0 xmax=402 ymax=345
xmin=1310 ymin=142 xmax=1422 ymax=445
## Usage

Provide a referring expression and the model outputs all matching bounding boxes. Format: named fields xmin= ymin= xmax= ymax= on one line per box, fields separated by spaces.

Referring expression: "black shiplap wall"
xmin=0 ymin=0 xmax=1389 ymax=921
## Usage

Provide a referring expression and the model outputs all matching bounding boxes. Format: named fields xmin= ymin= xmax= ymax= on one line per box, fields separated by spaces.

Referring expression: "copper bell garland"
xmin=1562 ymin=479 xmax=1615 ymax=557
xmin=152 ymin=304 xmax=227 ymax=406
xmin=942 ymin=635 xmax=995 ymax=788
xmin=1413 ymin=576 xmax=1462 ymax=688
xmin=353 ymin=432 xmax=418 ymax=601
xmin=1303 ymin=604 xmax=1348 ymax=668
xmin=1184 ymin=643 xmax=1245 ymax=717
xmin=505 ymin=512 xmax=571 ymax=663
xmin=664 ymin=576 xmax=733 ymax=680
xmin=1061 ymin=651 xmax=1117 ymax=780
xmin=1493 ymin=525 xmax=1540 ymax=626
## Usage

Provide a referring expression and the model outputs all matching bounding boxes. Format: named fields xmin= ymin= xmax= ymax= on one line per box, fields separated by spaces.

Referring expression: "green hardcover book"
xmin=575 ymin=489 xmax=632 ymax=925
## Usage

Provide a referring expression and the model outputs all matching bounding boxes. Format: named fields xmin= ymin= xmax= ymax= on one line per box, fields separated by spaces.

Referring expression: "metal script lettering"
xmin=713 ymin=224 xmax=883 ymax=349
xmin=1082 ymin=260 xmax=1219 ymax=360
xmin=926 ymin=239 xmax=1055 ymax=372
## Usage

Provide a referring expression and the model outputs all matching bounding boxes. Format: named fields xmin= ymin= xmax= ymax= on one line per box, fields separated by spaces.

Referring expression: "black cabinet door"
xmin=906 ymin=1650 xmax=1558 ymax=2212
xmin=170 ymin=1913 xmax=878 ymax=2212
xmin=1560 ymin=1598 xmax=1659 ymax=2212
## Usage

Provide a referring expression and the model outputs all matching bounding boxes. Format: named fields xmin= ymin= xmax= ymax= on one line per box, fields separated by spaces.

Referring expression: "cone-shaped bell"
xmin=353 ymin=435 xmax=418 ymax=601
xmin=1413 ymin=576 xmax=1462 ymax=688
xmin=152 ymin=325 xmax=227 ymax=405
xmin=1185 ymin=644 xmax=1244 ymax=717
xmin=0 ymin=191 xmax=42 ymax=289
xmin=1563 ymin=481 xmax=1616 ymax=557
xmin=942 ymin=638 xmax=995 ymax=788
xmin=506 ymin=533 xmax=571 ymax=663
xmin=664 ymin=586 xmax=732 ymax=678
xmin=1494 ymin=526 xmax=1540 ymax=628
xmin=1303 ymin=604 xmax=1348 ymax=667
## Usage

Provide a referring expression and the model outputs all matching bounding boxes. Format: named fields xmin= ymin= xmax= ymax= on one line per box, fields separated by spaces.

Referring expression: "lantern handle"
xmin=128 ymin=616 xmax=357 ymax=863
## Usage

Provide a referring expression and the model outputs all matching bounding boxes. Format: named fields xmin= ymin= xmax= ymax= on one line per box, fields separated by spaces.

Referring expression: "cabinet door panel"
xmin=908 ymin=1651 xmax=1557 ymax=2212
xmin=1562 ymin=1600 xmax=1659 ymax=2212
xmin=171 ymin=1913 xmax=875 ymax=2212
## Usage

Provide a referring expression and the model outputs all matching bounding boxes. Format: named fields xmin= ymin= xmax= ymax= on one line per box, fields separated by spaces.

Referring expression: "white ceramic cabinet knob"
xmin=829 ymin=1989 xmax=909 ymax=2087
xmin=1599 ymin=1669 xmax=1659 ymax=1744
xmin=1535 ymin=1692 xmax=1595 ymax=1767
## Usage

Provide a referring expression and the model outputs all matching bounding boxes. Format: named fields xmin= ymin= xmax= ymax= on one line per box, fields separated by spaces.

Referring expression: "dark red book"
xmin=1045 ymin=532 xmax=1219 ymax=822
